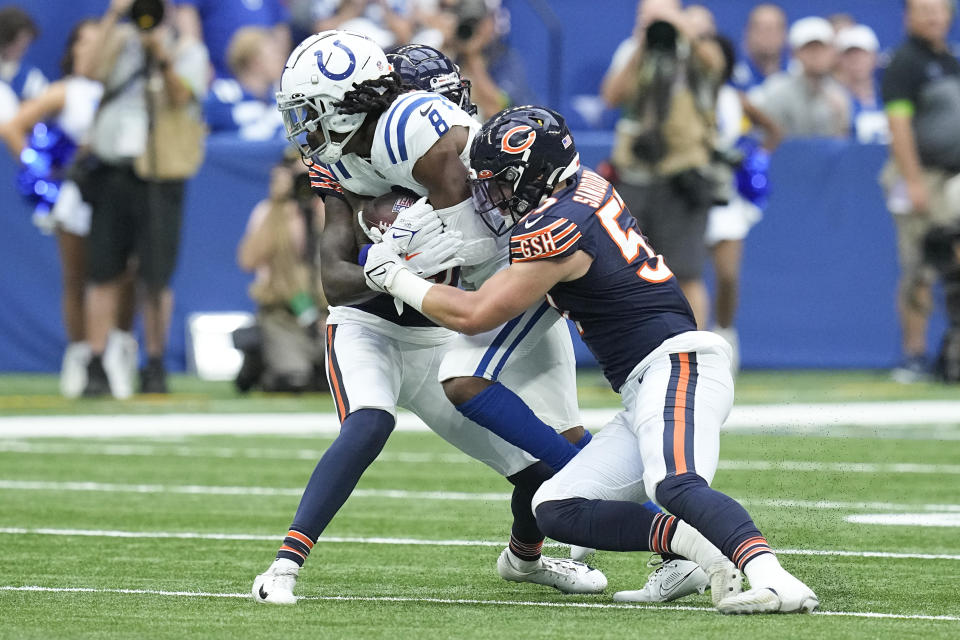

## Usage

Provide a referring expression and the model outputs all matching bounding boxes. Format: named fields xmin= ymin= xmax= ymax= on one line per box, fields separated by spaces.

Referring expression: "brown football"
xmin=360 ymin=189 xmax=420 ymax=235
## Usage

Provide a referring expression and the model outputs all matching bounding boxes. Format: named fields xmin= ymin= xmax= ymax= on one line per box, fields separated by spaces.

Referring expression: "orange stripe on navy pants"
xmin=325 ymin=324 xmax=350 ymax=422
xmin=662 ymin=352 xmax=698 ymax=476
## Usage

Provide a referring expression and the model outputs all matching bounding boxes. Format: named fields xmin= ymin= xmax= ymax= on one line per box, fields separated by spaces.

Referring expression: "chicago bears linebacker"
xmin=252 ymin=33 xmax=605 ymax=605
xmin=364 ymin=106 xmax=820 ymax=614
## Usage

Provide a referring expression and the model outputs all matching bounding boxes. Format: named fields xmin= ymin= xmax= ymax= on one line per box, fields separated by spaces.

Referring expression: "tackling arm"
xmin=395 ymin=251 xmax=592 ymax=334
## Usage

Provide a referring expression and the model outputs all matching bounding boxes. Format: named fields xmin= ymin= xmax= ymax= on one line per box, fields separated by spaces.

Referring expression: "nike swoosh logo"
xmin=258 ymin=585 xmax=269 ymax=600
xmin=523 ymin=215 xmax=545 ymax=229
xmin=419 ymin=105 xmax=433 ymax=116
xmin=405 ymin=252 xmax=421 ymax=261
xmin=659 ymin=567 xmax=698 ymax=597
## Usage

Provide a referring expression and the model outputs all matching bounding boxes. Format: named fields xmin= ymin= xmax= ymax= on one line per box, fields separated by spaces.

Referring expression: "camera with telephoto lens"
xmin=629 ymin=20 xmax=682 ymax=165
xmin=130 ymin=0 xmax=165 ymax=31
xmin=454 ymin=0 xmax=488 ymax=41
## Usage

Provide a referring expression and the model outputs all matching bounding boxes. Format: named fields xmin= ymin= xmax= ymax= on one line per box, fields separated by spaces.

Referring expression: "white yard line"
xmin=1 ymin=400 xmax=960 ymax=438
xmin=844 ymin=513 xmax=960 ymax=527
xmin=3 ymin=479 xmax=960 ymax=514
xmin=1 ymin=527 xmax=958 ymax=561
xmin=0 ymin=585 xmax=957 ymax=622
xmin=2 ymin=440 xmax=958 ymax=474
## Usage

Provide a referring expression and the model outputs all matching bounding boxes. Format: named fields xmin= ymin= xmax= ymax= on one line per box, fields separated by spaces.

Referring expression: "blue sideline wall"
xmin=0 ymin=137 xmax=945 ymax=372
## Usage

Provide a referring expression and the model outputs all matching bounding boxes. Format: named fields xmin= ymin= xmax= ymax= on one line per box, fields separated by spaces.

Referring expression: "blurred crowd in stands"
xmin=1 ymin=0 xmax=959 ymax=394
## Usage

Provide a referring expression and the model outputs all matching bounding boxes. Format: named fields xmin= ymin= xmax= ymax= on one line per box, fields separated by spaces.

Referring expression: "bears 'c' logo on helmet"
xmin=501 ymin=126 xmax=536 ymax=154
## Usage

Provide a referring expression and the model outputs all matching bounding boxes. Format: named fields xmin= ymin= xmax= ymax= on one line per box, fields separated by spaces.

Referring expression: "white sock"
xmin=669 ymin=520 xmax=727 ymax=571
xmin=742 ymin=552 xmax=785 ymax=589
xmin=508 ymin=548 xmax=539 ymax=571
xmin=273 ymin=557 xmax=300 ymax=573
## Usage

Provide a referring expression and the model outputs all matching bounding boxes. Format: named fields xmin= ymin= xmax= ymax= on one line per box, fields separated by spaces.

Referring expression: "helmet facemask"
xmin=278 ymin=91 xmax=366 ymax=165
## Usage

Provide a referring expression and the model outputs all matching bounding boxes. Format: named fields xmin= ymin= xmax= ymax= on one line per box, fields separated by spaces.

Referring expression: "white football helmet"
xmin=277 ymin=31 xmax=391 ymax=164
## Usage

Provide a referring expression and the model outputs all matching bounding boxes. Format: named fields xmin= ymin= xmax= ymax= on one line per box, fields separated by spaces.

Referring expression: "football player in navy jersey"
xmin=252 ymin=34 xmax=606 ymax=605
xmin=365 ymin=106 xmax=819 ymax=614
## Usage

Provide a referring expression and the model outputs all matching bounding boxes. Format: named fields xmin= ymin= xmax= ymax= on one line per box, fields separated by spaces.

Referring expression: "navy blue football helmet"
xmin=386 ymin=44 xmax=477 ymax=116
xmin=469 ymin=105 xmax=580 ymax=223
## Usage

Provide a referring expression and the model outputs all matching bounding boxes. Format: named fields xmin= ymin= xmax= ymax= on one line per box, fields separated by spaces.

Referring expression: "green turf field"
xmin=1 ymin=371 xmax=958 ymax=638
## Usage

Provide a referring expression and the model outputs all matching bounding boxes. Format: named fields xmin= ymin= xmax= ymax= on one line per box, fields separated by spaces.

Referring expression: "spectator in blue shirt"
xmin=0 ymin=6 xmax=48 ymax=117
xmin=176 ymin=0 xmax=291 ymax=78
xmin=835 ymin=24 xmax=890 ymax=144
xmin=205 ymin=27 xmax=285 ymax=140
xmin=731 ymin=3 xmax=789 ymax=95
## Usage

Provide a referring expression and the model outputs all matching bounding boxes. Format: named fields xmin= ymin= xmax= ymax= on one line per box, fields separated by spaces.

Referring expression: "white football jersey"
xmin=311 ymin=90 xmax=508 ymax=287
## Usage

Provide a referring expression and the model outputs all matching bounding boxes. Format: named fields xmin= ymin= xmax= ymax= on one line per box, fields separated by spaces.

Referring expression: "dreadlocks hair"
xmin=335 ymin=71 xmax=419 ymax=119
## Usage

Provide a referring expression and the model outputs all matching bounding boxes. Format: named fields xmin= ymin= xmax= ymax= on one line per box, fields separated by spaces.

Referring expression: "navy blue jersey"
xmin=509 ymin=168 xmax=696 ymax=390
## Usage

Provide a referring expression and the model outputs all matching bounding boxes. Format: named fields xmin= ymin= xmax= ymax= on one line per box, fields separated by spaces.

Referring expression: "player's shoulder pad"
xmin=509 ymin=202 xmax=583 ymax=264
xmin=375 ymin=90 xmax=472 ymax=167
xmin=308 ymin=160 xmax=345 ymax=201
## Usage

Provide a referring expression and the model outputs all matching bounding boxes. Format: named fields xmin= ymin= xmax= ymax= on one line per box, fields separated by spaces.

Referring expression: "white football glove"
xmin=384 ymin=197 xmax=445 ymax=254
xmin=403 ymin=231 xmax=464 ymax=277
xmin=363 ymin=232 xmax=464 ymax=293
xmin=358 ymin=209 xmax=385 ymax=243
xmin=363 ymin=242 xmax=406 ymax=294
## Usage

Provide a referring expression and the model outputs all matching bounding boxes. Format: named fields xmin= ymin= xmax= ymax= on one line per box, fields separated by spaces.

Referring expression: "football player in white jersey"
xmin=280 ymin=33 xmax=592 ymax=471
xmin=252 ymin=33 xmax=605 ymax=605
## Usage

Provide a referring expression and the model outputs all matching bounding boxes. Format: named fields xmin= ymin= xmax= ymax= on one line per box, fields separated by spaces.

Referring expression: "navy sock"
xmin=505 ymin=461 xmax=553 ymax=560
xmin=277 ymin=408 xmax=395 ymax=566
xmin=534 ymin=497 xmax=658 ymax=552
xmin=656 ymin=473 xmax=772 ymax=570
xmin=456 ymin=383 xmax=579 ymax=471
xmin=574 ymin=430 xmax=592 ymax=449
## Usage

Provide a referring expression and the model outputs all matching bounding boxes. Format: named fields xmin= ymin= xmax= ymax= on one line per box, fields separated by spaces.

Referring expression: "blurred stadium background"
xmin=2 ymin=0 xmax=959 ymax=373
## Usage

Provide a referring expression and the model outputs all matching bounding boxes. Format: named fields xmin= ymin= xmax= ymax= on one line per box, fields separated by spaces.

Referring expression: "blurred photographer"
xmin=413 ymin=0 xmax=532 ymax=118
xmin=236 ymin=153 xmax=327 ymax=393
xmin=80 ymin=0 xmax=208 ymax=396
xmin=602 ymin=0 xmax=726 ymax=328
xmin=923 ymin=224 xmax=960 ymax=382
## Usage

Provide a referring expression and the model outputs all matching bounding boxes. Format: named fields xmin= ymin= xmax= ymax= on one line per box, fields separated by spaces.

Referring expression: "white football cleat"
xmin=718 ymin=575 xmax=818 ymax=615
xmin=497 ymin=548 xmax=607 ymax=594
xmin=252 ymin=558 xmax=300 ymax=605
xmin=569 ymin=545 xmax=595 ymax=562
xmin=707 ymin=558 xmax=743 ymax=606
xmin=613 ymin=558 xmax=709 ymax=603
xmin=60 ymin=342 xmax=91 ymax=399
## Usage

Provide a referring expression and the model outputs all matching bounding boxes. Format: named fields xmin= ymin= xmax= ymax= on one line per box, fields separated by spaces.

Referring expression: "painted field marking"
xmin=1 ymin=527 xmax=958 ymax=561
xmin=845 ymin=513 xmax=960 ymax=527
xmin=2 ymin=440 xmax=958 ymax=474
xmin=2 ymin=400 xmax=960 ymax=438
xmin=1 ymin=586 xmax=957 ymax=623
xmin=2 ymin=479 xmax=960 ymax=515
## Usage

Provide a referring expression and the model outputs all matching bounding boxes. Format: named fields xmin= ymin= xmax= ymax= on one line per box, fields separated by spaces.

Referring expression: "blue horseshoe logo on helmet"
xmin=315 ymin=40 xmax=356 ymax=81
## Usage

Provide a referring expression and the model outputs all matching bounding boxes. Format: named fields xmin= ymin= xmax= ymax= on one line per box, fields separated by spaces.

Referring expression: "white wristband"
xmin=386 ymin=268 xmax=434 ymax=313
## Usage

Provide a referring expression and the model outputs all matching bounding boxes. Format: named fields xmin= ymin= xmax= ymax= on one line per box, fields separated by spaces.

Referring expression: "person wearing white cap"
xmin=752 ymin=16 xmax=850 ymax=138
xmin=835 ymin=24 xmax=890 ymax=144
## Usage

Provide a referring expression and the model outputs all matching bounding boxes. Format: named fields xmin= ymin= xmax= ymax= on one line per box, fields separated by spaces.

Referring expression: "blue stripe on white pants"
xmin=473 ymin=302 xmax=552 ymax=380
